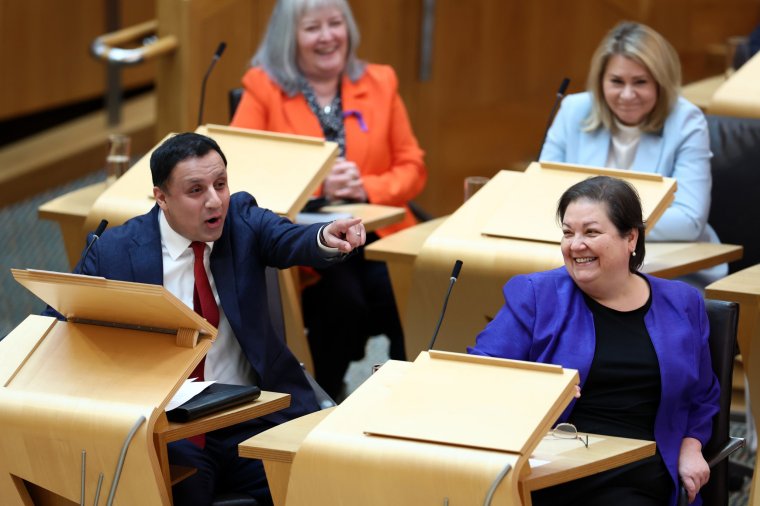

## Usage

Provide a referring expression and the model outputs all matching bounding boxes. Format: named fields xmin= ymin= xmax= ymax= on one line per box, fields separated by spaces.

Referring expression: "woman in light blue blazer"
xmin=540 ymin=22 xmax=723 ymax=284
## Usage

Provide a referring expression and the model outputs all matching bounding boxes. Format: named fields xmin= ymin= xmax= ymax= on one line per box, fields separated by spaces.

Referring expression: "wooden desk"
xmin=239 ymin=363 xmax=654 ymax=506
xmin=366 ymin=217 xmax=742 ymax=342
xmin=522 ymin=434 xmax=655 ymax=500
xmin=709 ymin=50 xmax=760 ymax=118
xmin=366 ymin=168 xmax=742 ymax=357
xmin=239 ymin=408 xmax=334 ymax=506
xmin=706 ymin=264 xmax=760 ymax=505
xmin=154 ymin=391 xmax=290 ymax=498
xmin=681 ymin=74 xmax=726 ymax=111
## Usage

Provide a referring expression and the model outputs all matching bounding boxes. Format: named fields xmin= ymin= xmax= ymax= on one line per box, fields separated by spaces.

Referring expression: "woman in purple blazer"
xmin=469 ymin=176 xmax=719 ymax=506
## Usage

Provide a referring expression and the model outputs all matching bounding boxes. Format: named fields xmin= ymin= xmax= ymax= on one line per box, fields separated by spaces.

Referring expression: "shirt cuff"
xmin=317 ymin=225 xmax=341 ymax=257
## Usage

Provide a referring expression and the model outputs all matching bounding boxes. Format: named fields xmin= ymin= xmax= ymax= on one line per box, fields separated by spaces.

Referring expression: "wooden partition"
xmin=3 ymin=1 xmax=759 ymax=212
xmin=350 ymin=0 xmax=760 ymax=217
xmin=0 ymin=0 xmax=154 ymax=121
xmin=155 ymin=0 xmax=275 ymax=135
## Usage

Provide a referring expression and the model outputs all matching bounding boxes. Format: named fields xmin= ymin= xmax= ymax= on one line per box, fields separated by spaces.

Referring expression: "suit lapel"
xmin=129 ymin=206 xmax=163 ymax=285
xmin=283 ymin=92 xmax=323 ymax=137
xmin=631 ymin=132 xmax=663 ymax=173
xmin=209 ymin=226 xmax=242 ymax=335
xmin=342 ymin=73 xmax=371 ymax=169
xmin=579 ymin=128 xmax=611 ymax=167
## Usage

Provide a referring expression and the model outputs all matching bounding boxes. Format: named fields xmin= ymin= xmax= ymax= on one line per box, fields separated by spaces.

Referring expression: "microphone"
xmin=76 ymin=219 xmax=108 ymax=273
xmin=428 ymin=260 xmax=464 ymax=350
xmin=536 ymin=77 xmax=570 ymax=161
xmin=197 ymin=42 xmax=227 ymax=126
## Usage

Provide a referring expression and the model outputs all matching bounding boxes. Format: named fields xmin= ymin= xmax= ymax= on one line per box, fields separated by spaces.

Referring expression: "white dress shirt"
xmin=159 ymin=210 xmax=256 ymax=385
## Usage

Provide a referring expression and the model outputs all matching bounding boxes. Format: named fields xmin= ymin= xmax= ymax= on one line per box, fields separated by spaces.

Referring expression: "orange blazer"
xmin=231 ymin=64 xmax=427 ymax=236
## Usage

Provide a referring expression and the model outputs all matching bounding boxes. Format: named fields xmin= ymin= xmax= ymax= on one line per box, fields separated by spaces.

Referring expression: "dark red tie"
xmin=188 ymin=241 xmax=219 ymax=448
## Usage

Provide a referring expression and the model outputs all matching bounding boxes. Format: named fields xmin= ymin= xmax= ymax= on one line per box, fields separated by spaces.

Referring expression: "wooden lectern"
xmin=283 ymin=351 xmax=579 ymax=505
xmin=397 ymin=162 xmax=677 ymax=357
xmin=0 ymin=269 xmax=288 ymax=505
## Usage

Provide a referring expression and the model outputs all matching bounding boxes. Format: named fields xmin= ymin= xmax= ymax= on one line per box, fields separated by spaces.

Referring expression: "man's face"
xmin=153 ymin=151 xmax=230 ymax=243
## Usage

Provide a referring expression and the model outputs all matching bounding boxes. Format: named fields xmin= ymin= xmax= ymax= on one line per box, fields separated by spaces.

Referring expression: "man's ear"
xmin=153 ymin=186 xmax=167 ymax=210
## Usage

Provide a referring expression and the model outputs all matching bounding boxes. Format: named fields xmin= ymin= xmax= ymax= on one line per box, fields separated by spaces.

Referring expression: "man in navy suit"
xmin=75 ymin=132 xmax=366 ymax=505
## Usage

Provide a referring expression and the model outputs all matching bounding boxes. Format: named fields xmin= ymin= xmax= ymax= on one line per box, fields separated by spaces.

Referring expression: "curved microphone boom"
xmin=197 ymin=42 xmax=227 ymax=126
xmin=428 ymin=260 xmax=464 ymax=351
xmin=76 ymin=219 xmax=108 ymax=273
xmin=536 ymin=77 xmax=570 ymax=161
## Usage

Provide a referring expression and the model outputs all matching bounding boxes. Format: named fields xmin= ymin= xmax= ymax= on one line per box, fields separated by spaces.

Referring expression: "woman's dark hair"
xmin=150 ymin=132 xmax=227 ymax=188
xmin=556 ymin=175 xmax=646 ymax=272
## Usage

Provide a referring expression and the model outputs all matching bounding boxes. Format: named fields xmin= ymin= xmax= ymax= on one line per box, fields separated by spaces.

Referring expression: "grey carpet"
xmin=0 ymin=170 xmax=106 ymax=338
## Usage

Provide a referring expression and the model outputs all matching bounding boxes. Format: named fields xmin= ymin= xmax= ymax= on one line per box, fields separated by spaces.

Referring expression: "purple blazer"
xmin=468 ymin=267 xmax=720 ymax=506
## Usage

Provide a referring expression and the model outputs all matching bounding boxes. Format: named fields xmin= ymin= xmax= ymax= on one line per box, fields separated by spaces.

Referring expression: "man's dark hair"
xmin=556 ymin=175 xmax=646 ymax=272
xmin=150 ymin=132 xmax=228 ymax=188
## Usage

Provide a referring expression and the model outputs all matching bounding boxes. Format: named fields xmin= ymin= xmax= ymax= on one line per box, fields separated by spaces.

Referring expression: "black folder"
xmin=166 ymin=383 xmax=261 ymax=423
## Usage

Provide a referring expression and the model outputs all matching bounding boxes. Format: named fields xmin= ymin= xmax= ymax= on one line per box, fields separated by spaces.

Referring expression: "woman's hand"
xmin=678 ymin=437 xmax=709 ymax=504
xmin=323 ymin=158 xmax=368 ymax=202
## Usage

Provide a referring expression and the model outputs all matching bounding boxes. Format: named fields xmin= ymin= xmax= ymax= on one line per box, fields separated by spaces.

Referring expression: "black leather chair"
xmin=706 ymin=114 xmax=760 ymax=273
xmin=678 ymin=299 xmax=744 ymax=506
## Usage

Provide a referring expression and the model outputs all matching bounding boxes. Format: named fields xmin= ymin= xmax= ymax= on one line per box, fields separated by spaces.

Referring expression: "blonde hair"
xmin=584 ymin=22 xmax=681 ymax=133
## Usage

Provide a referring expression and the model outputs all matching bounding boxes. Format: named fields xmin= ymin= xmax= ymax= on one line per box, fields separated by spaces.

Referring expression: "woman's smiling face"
xmin=560 ymin=198 xmax=637 ymax=290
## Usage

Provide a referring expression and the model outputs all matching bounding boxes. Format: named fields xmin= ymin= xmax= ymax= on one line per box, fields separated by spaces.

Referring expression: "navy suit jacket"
xmin=74 ymin=192 xmax=340 ymax=429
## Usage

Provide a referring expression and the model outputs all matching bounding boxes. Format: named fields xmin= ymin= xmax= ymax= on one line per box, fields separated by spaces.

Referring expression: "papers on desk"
xmin=296 ymin=211 xmax=352 ymax=225
xmin=165 ymin=378 xmax=214 ymax=411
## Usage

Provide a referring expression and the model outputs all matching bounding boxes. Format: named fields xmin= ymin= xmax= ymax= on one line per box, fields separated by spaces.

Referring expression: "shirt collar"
xmin=158 ymin=209 xmax=214 ymax=260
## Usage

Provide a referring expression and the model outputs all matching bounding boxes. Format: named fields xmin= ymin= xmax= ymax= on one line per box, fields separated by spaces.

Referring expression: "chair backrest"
xmin=706 ymin=114 xmax=760 ymax=273
xmin=264 ymin=267 xmax=336 ymax=408
xmin=699 ymin=299 xmax=739 ymax=505
xmin=229 ymin=87 xmax=244 ymax=121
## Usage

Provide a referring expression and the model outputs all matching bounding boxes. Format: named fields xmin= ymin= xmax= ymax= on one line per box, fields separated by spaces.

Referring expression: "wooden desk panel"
xmin=240 ymin=361 xmax=654 ymax=506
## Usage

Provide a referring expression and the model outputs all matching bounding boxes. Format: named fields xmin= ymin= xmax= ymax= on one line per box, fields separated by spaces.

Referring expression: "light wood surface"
xmin=83 ymin=125 xmax=338 ymax=236
xmin=706 ymin=264 xmax=760 ymax=505
xmin=481 ymin=162 xmax=675 ymax=242
xmin=12 ymin=269 xmax=217 ymax=339
xmin=0 ymin=272 xmax=291 ymax=504
xmin=364 ymin=351 xmax=577 ymax=456
xmin=643 ymin=242 xmax=743 ymax=279
xmin=0 ymin=93 xmax=155 ymax=208
xmin=709 ymin=50 xmax=760 ymax=118
xmin=319 ymin=203 xmax=407 ymax=232
xmin=240 ymin=358 xmax=655 ymax=506
xmin=239 ymin=407 xmax=333 ymax=463
xmin=0 ymin=0 xmax=154 ymax=121
xmin=153 ymin=391 xmax=290 ymax=495
xmin=367 ymin=166 xmax=736 ymax=358
xmin=285 ymin=357 xmax=525 ymax=506
xmin=681 ymin=74 xmax=726 ymax=111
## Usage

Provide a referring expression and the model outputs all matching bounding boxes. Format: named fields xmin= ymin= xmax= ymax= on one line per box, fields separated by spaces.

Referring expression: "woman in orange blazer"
xmin=231 ymin=0 xmax=427 ymax=400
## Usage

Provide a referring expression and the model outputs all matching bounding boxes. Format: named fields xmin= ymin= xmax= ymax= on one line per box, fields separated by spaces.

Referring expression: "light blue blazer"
xmin=540 ymin=92 xmax=717 ymax=243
